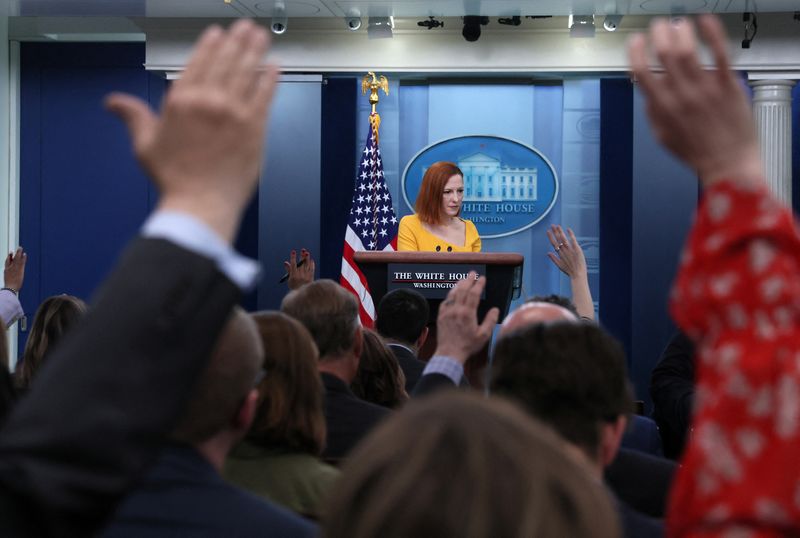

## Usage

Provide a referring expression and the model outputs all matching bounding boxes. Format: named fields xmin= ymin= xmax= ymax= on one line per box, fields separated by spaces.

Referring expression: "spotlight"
xmin=603 ymin=14 xmax=623 ymax=31
xmin=569 ymin=14 xmax=595 ymax=38
xmin=462 ymin=15 xmax=489 ymax=42
xmin=368 ymin=16 xmax=394 ymax=39
xmin=417 ymin=16 xmax=444 ymax=30
xmin=498 ymin=16 xmax=521 ymax=26
xmin=271 ymin=1 xmax=287 ymax=35
xmin=345 ymin=9 xmax=362 ymax=31
xmin=741 ymin=12 xmax=757 ymax=49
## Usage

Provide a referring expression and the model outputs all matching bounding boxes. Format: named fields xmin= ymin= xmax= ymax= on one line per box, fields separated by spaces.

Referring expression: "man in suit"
xmin=375 ymin=289 xmax=429 ymax=392
xmin=0 ymin=20 xmax=281 ymax=537
xmin=101 ymin=308 xmax=314 ymax=537
xmin=492 ymin=320 xmax=664 ymax=537
xmin=281 ymin=279 xmax=389 ymax=461
xmin=650 ymin=330 xmax=695 ymax=459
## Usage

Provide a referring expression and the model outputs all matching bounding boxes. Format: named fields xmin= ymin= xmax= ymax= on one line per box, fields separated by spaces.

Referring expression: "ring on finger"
xmin=443 ymin=299 xmax=455 ymax=306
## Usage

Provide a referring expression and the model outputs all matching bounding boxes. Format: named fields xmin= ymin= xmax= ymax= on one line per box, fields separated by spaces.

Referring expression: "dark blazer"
xmin=101 ymin=444 xmax=316 ymax=537
xmin=615 ymin=494 xmax=664 ymax=538
xmin=412 ymin=372 xmax=460 ymax=397
xmin=650 ymin=330 xmax=695 ymax=460
xmin=0 ymin=238 xmax=241 ymax=538
xmin=622 ymin=415 xmax=663 ymax=457
xmin=605 ymin=448 xmax=676 ymax=519
xmin=321 ymin=372 xmax=389 ymax=461
xmin=387 ymin=343 xmax=426 ymax=392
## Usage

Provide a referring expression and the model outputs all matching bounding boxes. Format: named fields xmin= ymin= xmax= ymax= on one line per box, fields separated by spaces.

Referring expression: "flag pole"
xmin=361 ymin=72 xmax=389 ymax=144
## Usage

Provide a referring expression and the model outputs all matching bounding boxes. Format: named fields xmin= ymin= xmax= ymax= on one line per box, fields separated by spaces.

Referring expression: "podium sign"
xmin=387 ymin=263 xmax=486 ymax=299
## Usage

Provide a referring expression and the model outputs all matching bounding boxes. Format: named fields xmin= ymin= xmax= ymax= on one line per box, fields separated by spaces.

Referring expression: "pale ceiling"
xmin=2 ymin=0 xmax=798 ymax=18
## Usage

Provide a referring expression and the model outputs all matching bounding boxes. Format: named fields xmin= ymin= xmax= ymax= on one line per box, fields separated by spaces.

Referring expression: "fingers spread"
xmin=178 ymin=24 xmax=224 ymax=87
xmin=568 ymin=228 xmax=579 ymax=248
xmin=479 ymin=307 xmax=501 ymax=338
xmin=698 ymin=14 xmax=732 ymax=76
xmin=228 ymin=25 xmax=270 ymax=100
xmin=206 ymin=19 xmax=257 ymax=88
xmin=546 ymin=227 xmax=558 ymax=248
xmin=628 ymin=32 xmax=658 ymax=98
xmin=254 ymin=63 xmax=281 ymax=118
xmin=104 ymin=93 xmax=157 ymax=150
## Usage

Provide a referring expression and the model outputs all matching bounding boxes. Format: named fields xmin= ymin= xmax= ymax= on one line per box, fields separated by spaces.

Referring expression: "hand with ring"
xmin=546 ymin=225 xmax=587 ymax=280
xmin=546 ymin=224 xmax=595 ymax=321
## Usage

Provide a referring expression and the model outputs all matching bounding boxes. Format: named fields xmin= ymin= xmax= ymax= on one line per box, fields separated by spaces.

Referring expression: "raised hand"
xmin=628 ymin=16 xmax=763 ymax=188
xmin=546 ymin=225 xmax=594 ymax=320
xmin=106 ymin=19 xmax=280 ymax=243
xmin=4 ymin=247 xmax=27 ymax=292
xmin=284 ymin=248 xmax=316 ymax=290
xmin=546 ymin=225 xmax=586 ymax=280
xmin=435 ymin=272 xmax=499 ymax=364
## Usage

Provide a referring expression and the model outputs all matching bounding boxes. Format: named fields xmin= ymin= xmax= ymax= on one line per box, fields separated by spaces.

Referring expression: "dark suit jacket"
xmin=615 ymin=493 xmax=664 ymax=538
xmin=387 ymin=343 xmax=426 ymax=392
xmin=0 ymin=238 xmax=241 ymax=537
xmin=321 ymin=372 xmax=389 ymax=461
xmin=605 ymin=448 xmax=676 ymax=519
xmin=100 ymin=444 xmax=316 ymax=537
xmin=650 ymin=330 xmax=695 ymax=459
xmin=622 ymin=415 xmax=664 ymax=457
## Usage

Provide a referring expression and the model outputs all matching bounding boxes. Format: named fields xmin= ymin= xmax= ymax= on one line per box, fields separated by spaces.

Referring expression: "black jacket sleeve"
xmin=649 ymin=330 xmax=696 ymax=459
xmin=0 ymin=238 xmax=241 ymax=537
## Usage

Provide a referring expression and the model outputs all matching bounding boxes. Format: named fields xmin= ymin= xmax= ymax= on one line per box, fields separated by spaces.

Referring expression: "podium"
xmin=353 ymin=251 xmax=524 ymax=388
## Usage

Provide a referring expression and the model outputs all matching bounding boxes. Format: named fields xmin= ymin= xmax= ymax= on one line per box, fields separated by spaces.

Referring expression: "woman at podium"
xmin=398 ymin=161 xmax=481 ymax=252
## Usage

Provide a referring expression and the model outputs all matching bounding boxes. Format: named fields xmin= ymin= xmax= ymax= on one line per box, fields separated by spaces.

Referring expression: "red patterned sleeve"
xmin=667 ymin=180 xmax=800 ymax=537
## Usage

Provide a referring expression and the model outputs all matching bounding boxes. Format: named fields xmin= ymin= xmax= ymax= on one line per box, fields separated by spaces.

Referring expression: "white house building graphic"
xmin=455 ymin=153 xmax=538 ymax=202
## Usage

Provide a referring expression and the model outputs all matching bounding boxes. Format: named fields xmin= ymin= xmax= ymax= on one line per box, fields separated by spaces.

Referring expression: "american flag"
xmin=340 ymin=117 xmax=398 ymax=327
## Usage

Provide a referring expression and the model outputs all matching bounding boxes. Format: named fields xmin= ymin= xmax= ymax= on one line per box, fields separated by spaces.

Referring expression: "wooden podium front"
xmin=353 ymin=252 xmax=523 ymax=388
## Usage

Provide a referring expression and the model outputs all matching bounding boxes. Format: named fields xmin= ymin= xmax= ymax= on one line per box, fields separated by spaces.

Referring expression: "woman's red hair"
xmin=415 ymin=161 xmax=463 ymax=225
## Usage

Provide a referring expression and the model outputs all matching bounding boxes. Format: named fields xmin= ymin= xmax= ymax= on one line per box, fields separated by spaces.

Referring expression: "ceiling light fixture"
xmin=270 ymin=1 xmax=287 ymax=35
xmin=741 ymin=12 xmax=757 ymax=48
xmin=603 ymin=14 xmax=623 ymax=31
xmin=569 ymin=14 xmax=595 ymax=38
xmin=462 ymin=15 xmax=489 ymax=42
xmin=418 ymin=16 xmax=444 ymax=30
xmin=498 ymin=16 xmax=521 ymax=26
xmin=368 ymin=16 xmax=394 ymax=39
xmin=345 ymin=9 xmax=362 ymax=31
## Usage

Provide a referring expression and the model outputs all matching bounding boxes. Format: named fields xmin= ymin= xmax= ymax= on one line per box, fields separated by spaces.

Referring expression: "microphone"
xmin=279 ymin=258 xmax=306 ymax=283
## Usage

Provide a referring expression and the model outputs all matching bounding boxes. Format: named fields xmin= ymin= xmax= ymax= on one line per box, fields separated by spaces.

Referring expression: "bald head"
xmin=172 ymin=307 xmax=264 ymax=443
xmin=500 ymin=301 xmax=578 ymax=337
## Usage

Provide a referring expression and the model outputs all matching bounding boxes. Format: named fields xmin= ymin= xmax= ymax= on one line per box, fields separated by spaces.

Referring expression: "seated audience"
xmin=224 ymin=311 xmax=339 ymax=519
xmin=492 ymin=322 xmax=663 ymax=536
xmin=374 ymin=288 xmax=429 ymax=391
xmin=649 ymin=330 xmax=695 ymax=460
xmin=102 ymin=308 xmax=315 ymax=537
xmin=281 ymin=279 xmax=388 ymax=461
xmin=323 ymin=391 xmax=620 ymax=538
xmin=545 ymin=224 xmax=595 ymax=320
xmin=509 ymin=299 xmax=665 ymax=457
xmin=351 ymin=329 xmax=408 ymax=409
xmin=630 ymin=15 xmax=800 ymax=534
xmin=14 ymin=295 xmax=87 ymax=391
xmin=0 ymin=20 xmax=281 ymax=536
xmin=0 ymin=247 xmax=26 ymax=328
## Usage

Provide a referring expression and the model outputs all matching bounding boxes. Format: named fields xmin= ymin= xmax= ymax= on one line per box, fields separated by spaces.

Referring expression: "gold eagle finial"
xmin=361 ymin=72 xmax=389 ymax=144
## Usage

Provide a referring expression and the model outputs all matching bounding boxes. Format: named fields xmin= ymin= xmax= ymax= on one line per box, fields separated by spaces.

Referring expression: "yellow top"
xmin=398 ymin=214 xmax=482 ymax=252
